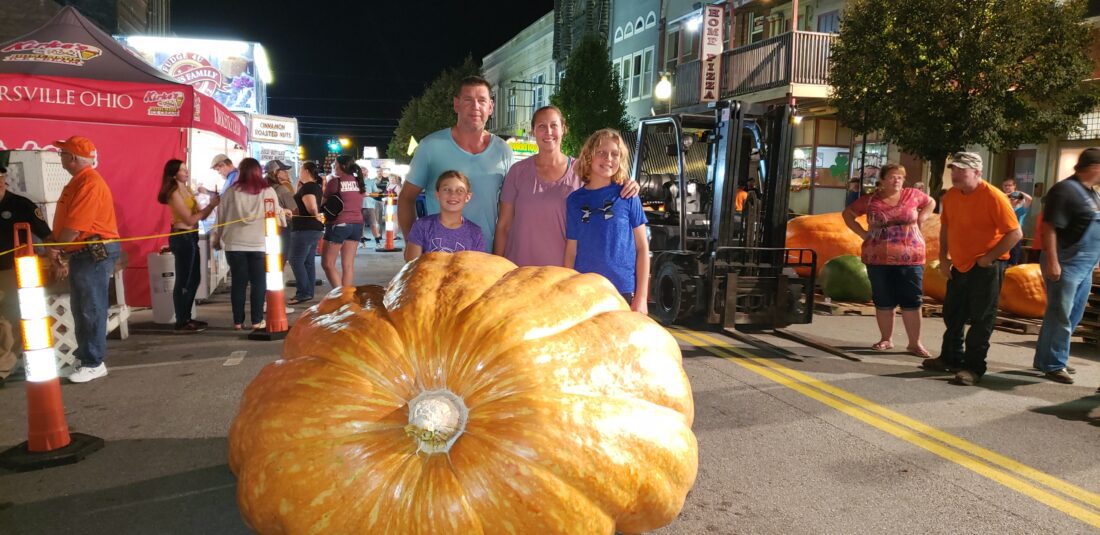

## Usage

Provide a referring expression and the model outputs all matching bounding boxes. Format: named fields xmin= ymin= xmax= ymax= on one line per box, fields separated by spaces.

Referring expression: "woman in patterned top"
xmin=843 ymin=163 xmax=936 ymax=356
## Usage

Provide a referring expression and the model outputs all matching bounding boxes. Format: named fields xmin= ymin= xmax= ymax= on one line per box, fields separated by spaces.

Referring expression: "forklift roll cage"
xmin=633 ymin=99 xmax=817 ymax=330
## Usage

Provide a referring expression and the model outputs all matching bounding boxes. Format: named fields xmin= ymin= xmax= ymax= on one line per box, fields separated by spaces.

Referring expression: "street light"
xmin=338 ymin=138 xmax=350 ymax=148
xmin=655 ymin=74 xmax=673 ymax=114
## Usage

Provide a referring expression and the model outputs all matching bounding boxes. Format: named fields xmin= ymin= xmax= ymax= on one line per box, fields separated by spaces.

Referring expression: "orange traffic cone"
xmin=0 ymin=224 xmax=103 ymax=471
xmin=250 ymin=199 xmax=289 ymax=341
xmin=376 ymin=193 xmax=403 ymax=252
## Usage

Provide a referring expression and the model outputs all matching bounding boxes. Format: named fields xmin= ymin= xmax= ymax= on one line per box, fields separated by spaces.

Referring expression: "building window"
xmin=636 ymin=17 xmax=645 ymax=33
xmin=767 ymin=13 xmax=785 ymax=37
xmin=681 ymin=28 xmax=700 ymax=63
xmin=614 ymin=26 xmax=624 ymax=43
xmin=641 ymin=47 xmax=654 ymax=98
xmin=646 ymin=11 xmax=657 ymax=28
xmin=508 ymin=93 xmax=516 ymax=127
xmin=533 ymin=73 xmax=546 ymax=109
xmin=665 ymin=30 xmax=680 ymax=70
xmin=817 ymin=10 xmax=840 ymax=33
xmin=631 ymin=50 xmax=642 ymax=100
xmin=624 ymin=22 xmax=634 ymax=39
xmin=621 ymin=54 xmax=633 ymax=99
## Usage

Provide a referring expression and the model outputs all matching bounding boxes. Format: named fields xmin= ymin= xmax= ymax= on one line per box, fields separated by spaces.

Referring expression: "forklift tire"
xmin=652 ymin=261 xmax=693 ymax=326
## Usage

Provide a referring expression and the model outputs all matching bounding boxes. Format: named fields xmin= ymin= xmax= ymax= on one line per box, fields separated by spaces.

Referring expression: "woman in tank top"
xmin=156 ymin=159 xmax=219 ymax=333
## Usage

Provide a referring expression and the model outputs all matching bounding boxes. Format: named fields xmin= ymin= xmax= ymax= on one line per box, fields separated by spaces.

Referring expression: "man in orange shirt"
xmin=47 ymin=136 xmax=121 ymax=384
xmin=921 ymin=152 xmax=1021 ymax=386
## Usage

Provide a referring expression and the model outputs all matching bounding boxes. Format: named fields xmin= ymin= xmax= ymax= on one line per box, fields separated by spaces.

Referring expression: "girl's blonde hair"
xmin=575 ymin=128 xmax=631 ymax=185
xmin=436 ymin=170 xmax=471 ymax=192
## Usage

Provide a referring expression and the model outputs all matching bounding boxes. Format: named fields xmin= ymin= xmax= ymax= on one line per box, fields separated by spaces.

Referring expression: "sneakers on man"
xmin=951 ymin=370 xmax=979 ymax=386
xmin=921 ymin=357 xmax=955 ymax=373
xmin=1033 ymin=365 xmax=1075 ymax=374
xmin=68 ymin=363 xmax=107 ymax=383
xmin=1043 ymin=369 xmax=1074 ymax=384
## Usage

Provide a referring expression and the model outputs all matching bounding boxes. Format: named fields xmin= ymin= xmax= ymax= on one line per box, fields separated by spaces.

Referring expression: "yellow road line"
xmin=673 ymin=328 xmax=1100 ymax=529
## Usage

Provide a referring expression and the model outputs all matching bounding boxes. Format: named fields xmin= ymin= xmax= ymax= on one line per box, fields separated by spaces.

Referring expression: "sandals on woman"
xmin=871 ymin=340 xmax=894 ymax=351
xmin=907 ymin=345 xmax=932 ymax=358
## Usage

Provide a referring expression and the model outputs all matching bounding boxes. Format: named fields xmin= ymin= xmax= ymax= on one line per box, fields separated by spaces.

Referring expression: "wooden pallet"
xmin=919 ymin=298 xmax=1043 ymax=334
xmin=813 ymin=298 xmax=876 ymax=316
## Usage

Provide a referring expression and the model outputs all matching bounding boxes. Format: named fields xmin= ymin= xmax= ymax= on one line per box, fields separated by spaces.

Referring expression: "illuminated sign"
xmin=117 ymin=36 xmax=268 ymax=113
xmin=699 ymin=6 xmax=724 ymax=102
xmin=249 ymin=114 xmax=297 ymax=144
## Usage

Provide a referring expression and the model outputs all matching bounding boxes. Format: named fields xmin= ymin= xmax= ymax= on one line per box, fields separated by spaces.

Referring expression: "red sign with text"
xmin=699 ymin=6 xmax=724 ymax=102
xmin=0 ymin=73 xmax=246 ymax=145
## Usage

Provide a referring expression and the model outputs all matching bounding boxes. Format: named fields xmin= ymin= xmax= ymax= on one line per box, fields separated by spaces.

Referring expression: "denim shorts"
xmin=323 ymin=223 xmax=363 ymax=243
xmin=867 ymin=265 xmax=924 ymax=310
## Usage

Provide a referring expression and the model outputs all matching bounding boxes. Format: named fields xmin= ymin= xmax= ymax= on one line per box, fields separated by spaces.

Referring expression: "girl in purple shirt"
xmin=405 ymin=170 xmax=485 ymax=261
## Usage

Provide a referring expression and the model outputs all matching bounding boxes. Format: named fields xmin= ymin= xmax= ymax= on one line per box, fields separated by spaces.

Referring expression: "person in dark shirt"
xmin=845 ymin=178 xmax=863 ymax=207
xmin=0 ymin=165 xmax=52 ymax=383
xmin=1032 ymin=149 xmax=1100 ymax=384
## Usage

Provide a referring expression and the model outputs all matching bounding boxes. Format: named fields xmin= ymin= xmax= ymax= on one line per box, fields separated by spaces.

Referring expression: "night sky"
xmin=171 ymin=0 xmax=555 ymax=159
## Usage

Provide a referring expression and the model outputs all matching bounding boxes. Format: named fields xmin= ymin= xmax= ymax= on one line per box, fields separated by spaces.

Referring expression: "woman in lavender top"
xmin=405 ymin=170 xmax=485 ymax=260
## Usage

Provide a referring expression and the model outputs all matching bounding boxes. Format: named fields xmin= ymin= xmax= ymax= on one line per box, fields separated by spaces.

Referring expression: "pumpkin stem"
xmin=404 ymin=389 xmax=468 ymax=454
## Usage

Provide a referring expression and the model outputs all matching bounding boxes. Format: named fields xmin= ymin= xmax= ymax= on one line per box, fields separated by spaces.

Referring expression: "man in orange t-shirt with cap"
xmin=47 ymin=136 xmax=120 ymax=384
xmin=921 ymin=152 xmax=1021 ymax=386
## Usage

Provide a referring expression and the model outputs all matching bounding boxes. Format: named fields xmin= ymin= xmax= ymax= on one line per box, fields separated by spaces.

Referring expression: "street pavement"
xmin=1 ymin=246 xmax=1098 ymax=534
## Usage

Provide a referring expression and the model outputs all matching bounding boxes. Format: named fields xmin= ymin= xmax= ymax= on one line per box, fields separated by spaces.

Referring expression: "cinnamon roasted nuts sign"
xmin=249 ymin=115 xmax=297 ymax=144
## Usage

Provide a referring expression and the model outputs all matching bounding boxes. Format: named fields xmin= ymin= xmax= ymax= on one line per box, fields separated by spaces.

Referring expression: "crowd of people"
xmin=1 ymin=75 xmax=1096 ymax=395
xmin=843 ymin=150 xmax=1098 ymax=389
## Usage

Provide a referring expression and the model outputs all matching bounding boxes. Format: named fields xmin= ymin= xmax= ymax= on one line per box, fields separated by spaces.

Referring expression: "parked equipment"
xmin=634 ymin=100 xmax=816 ymax=331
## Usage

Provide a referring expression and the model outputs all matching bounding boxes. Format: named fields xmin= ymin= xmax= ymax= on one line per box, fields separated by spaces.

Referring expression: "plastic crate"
xmin=5 ymin=150 xmax=71 ymax=203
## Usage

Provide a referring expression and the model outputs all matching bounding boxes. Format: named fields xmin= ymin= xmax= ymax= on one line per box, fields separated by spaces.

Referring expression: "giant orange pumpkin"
xmin=786 ymin=212 xmax=941 ymax=275
xmin=785 ymin=212 xmax=864 ymax=275
xmin=998 ymin=263 xmax=1047 ymax=318
xmin=923 ymin=260 xmax=948 ymax=302
xmin=229 ymin=252 xmax=698 ymax=535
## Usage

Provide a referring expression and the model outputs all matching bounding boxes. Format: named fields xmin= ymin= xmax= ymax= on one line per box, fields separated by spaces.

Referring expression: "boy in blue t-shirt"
xmin=564 ymin=129 xmax=650 ymax=314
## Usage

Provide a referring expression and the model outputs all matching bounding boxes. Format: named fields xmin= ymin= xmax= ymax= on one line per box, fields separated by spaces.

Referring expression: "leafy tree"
xmin=829 ymin=0 xmax=1100 ymax=191
xmin=551 ymin=33 xmax=632 ymax=156
xmin=387 ymin=56 xmax=483 ymax=162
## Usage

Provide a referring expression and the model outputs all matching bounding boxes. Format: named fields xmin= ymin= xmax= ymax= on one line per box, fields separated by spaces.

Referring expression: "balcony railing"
xmin=673 ymin=59 xmax=701 ymax=109
xmin=671 ymin=31 xmax=837 ymax=105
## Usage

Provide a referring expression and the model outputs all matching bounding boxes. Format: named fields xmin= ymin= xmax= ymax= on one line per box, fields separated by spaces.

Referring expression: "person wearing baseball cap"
xmin=921 ymin=151 xmax=1021 ymax=386
xmin=212 ymin=153 xmax=239 ymax=191
xmin=48 ymin=136 xmax=121 ymax=384
xmin=1032 ymin=148 xmax=1100 ymax=384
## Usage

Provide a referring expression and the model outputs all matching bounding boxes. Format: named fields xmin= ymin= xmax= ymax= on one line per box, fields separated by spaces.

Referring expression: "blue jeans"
xmin=1033 ymin=219 xmax=1100 ymax=372
xmin=168 ymin=232 xmax=200 ymax=326
xmin=288 ymin=230 xmax=323 ymax=300
xmin=69 ymin=241 xmax=121 ymax=367
xmin=226 ymin=251 xmax=265 ymax=325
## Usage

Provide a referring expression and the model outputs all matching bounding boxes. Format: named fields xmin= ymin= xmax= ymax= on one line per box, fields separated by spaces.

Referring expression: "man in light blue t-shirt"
xmin=399 ymin=76 xmax=514 ymax=249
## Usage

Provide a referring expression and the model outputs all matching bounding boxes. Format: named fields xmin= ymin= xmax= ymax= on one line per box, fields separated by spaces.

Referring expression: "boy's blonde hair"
xmin=436 ymin=170 xmax=471 ymax=192
xmin=575 ymin=128 xmax=631 ymax=185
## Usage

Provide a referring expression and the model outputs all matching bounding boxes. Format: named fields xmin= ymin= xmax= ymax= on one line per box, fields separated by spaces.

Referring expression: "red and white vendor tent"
xmin=0 ymin=7 xmax=248 ymax=306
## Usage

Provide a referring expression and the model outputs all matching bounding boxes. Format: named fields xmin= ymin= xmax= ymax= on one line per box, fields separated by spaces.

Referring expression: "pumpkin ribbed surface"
xmin=999 ymin=263 xmax=1047 ymax=318
xmin=228 ymin=251 xmax=698 ymax=535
